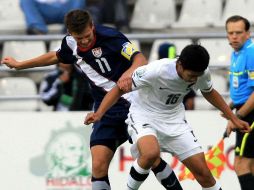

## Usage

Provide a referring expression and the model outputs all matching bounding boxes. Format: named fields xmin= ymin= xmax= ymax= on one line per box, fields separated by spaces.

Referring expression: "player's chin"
xmin=79 ymin=45 xmax=88 ymax=49
xmin=185 ymin=79 xmax=196 ymax=83
xmin=232 ymin=43 xmax=240 ymax=49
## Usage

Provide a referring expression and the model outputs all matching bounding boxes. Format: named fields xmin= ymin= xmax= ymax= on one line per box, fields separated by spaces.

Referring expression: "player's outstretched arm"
xmin=84 ymin=85 xmax=126 ymax=125
xmin=202 ymin=88 xmax=251 ymax=133
xmin=1 ymin=51 xmax=59 ymax=70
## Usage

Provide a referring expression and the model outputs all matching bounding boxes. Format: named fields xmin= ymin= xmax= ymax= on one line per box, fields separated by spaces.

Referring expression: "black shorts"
xmin=235 ymin=106 xmax=254 ymax=158
xmin=89 ymin=110 xmax=129 ymax=152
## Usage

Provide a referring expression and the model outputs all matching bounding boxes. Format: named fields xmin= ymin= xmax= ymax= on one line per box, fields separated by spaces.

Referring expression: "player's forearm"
xmin=128 ymin=53 xmax=147 ymax=73
xmin=96 ymin=86 xmax=125 ymax=118
xmin=203 ymin=89 xmax=235 ymax=120
xmin=117 ymin=53 xmax=147 ymax=92
xmin=17 ymin=51 xmax=58 ymax=70
xmin=237 ymin=92 xmax=254 ymax=117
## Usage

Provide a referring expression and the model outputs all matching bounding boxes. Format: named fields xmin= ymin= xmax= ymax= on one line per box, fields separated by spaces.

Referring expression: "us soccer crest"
xmin=92 ymin=47 xmax=102 ymax=58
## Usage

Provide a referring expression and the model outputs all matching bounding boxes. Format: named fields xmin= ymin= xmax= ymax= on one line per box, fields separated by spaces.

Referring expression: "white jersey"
xmin=130 ymin=58 xmax=213 ymax=125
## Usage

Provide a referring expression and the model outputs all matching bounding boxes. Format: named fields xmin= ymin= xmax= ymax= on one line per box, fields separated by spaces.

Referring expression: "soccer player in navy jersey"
xmin=1 ymin=9 xmax=149 ymax=190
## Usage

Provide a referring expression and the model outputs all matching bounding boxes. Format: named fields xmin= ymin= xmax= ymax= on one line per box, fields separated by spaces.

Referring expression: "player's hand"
xmin=1 ymin=57 xmax=19 ymax=69
xmin=59 ymin=71 xmax=70 ymax=83
xmin=231 ymin=117 xmax=251 ymax=133
xmin=117 ymin=71 xmax=132 ymax=92
xmin=225 ymin=120 xmax=234 ymax=137
xmin=84 ymin=112 xmax=101 ymax=125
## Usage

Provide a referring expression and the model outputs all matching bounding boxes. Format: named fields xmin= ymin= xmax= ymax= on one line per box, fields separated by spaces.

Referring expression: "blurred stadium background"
xmin=1 ymin=0 xmax=254 ymax=111
xmin=0 ymin=1 xmax=251 ymax=190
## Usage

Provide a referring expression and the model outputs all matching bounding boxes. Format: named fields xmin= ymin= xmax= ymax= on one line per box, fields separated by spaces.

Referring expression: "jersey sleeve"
xmin=56 ymin=36 xmax=77 ymax=64
xmin=39 ymin=74 xmax=62 ymax=106
xmin=131 ymin=62 xmax=158 ymax=91
xmin=109 ymin=36 xmax=140 ymax=62
xmin=246 ymin=51 xmax=254 ymax=87
xmin=196 ymin=69 xmax=213 ymax=93
xmin=121 ymin=42 xmax=140 ymax=61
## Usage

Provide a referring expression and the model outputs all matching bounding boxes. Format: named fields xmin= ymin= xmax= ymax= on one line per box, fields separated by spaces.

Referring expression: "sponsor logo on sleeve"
xmin=134 ymin=67 xmax=146 ymax=79
xmin=248 ymin=71 xmax=254 ymax=79
xmin=121 ymin=42 xmax=138 ymax=60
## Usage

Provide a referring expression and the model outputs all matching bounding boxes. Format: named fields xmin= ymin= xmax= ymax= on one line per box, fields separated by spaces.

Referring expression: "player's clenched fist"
xmin=1 ymin=57 xmax=19 ymax=69
xmin=84 ymin=112 xmax=101 ymax=125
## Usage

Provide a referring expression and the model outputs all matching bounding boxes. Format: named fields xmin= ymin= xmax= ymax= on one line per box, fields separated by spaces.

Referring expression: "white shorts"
xmin=127 ymin=113 xmax=203 ymax=161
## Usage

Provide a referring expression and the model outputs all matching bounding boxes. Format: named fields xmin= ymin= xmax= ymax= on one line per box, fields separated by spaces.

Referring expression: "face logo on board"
xmin=29 ymin=122 xmax=92 ymax=189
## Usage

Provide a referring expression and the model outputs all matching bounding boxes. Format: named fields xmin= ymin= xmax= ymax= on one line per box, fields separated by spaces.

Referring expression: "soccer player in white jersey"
xmin=85 ymin=44 xmax=251 ymax=190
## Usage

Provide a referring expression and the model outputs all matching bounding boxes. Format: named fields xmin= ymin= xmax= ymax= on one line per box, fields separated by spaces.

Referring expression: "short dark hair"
xmin=178 ymin=44 xmax=210 ymax=72
xmin=225 ymin=15 xmax=250 ymax=31
xmin=64 ymin=9 xmax=93 ymax=34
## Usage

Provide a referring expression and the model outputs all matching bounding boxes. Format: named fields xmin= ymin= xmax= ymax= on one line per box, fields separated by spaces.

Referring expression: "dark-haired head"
xmin=65 ymin=9 xmax=93 ymax=34
xmin=178 ymin=44 xmax=210 ymax=72
xmin=225 ymin=15 xmax=250 ymax=32
xmin=64 ymin=9 xmax=95 ymax=49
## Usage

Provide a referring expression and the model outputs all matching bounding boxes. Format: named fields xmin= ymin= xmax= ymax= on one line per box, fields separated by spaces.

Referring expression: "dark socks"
xmin=152 ymin=158 xmax=183 ymax=190
xmin=238 ymin=173 xmax=254 ymax=190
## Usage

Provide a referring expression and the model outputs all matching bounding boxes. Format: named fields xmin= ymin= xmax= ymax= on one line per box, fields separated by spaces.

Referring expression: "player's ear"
xmin=177 ymin=60 xmax=184 ymax=72
xmin=177 ymin=60 xmax=182 ymax=66
xmin=247 ymin=30 xmax=251 ymax=38
xmin=67 ymin=29 xmax=71 ymax=35
xmin=91 ymin=22 xmax=95 ymax=30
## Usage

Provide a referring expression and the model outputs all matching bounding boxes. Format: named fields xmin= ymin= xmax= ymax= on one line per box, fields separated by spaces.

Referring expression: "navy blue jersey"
xmin=56 ymin=25 xmax=140 ymax=114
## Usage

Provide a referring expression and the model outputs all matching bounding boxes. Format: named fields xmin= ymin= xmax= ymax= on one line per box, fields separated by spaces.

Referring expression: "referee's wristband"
xmin=235 ymin=112 xmax=244 ymax=119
